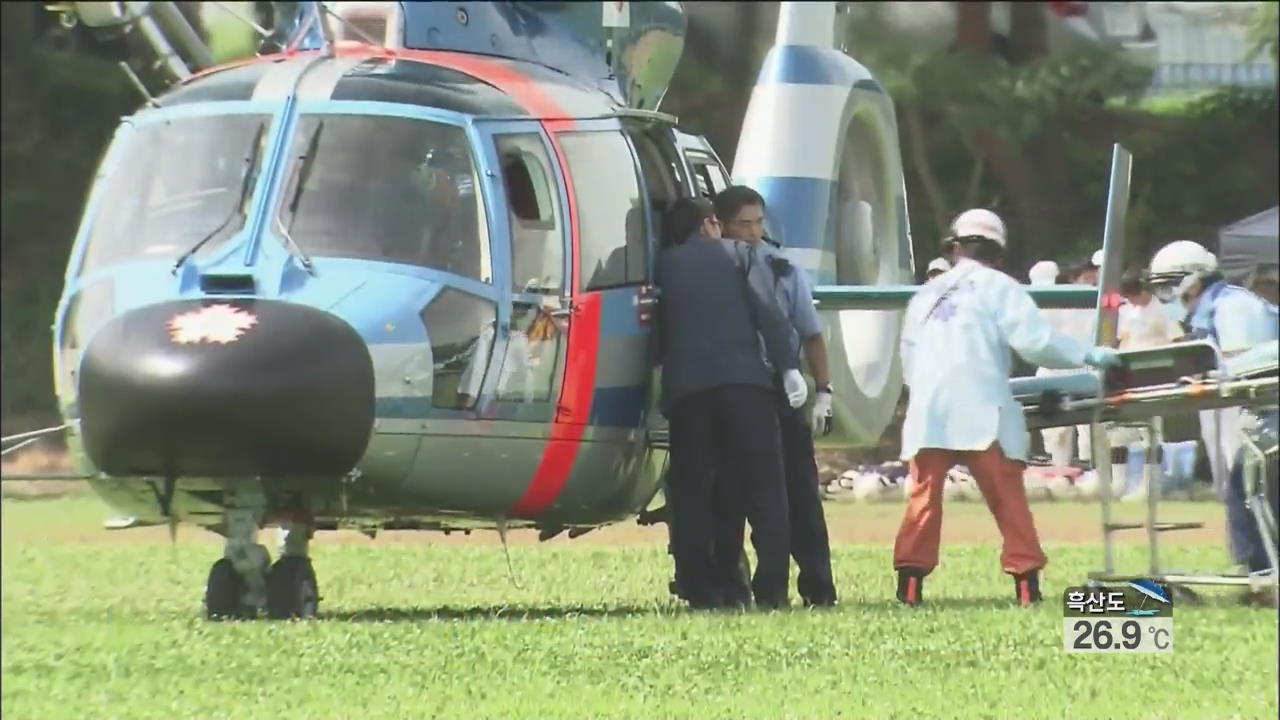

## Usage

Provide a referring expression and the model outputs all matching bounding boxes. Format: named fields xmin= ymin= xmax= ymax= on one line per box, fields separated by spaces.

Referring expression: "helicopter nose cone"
xmin=77 ymin=300 xmax=375 ymax=478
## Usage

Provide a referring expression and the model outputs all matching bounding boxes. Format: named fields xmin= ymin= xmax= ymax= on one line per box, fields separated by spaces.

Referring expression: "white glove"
xmin=811 ymin=390 xmax=833 ymax=436
xmin=783 ymin=369 xmax=808 ymax=409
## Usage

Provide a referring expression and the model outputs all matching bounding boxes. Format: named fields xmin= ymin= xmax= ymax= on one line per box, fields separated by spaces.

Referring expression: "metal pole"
xmin=1147 ymin=417 xmax=1162 ymax=576
xmin=150 ymin=1 xmax=216 ymax=69
xmin=126 ymin=2 xmax=192 ymax=81
xmin=1092 ymin=142 xmax=1132 ymax=580
xmin=1094 ymin=420 xmax=1115 ymax=575
xmin=1242 ymin=431 xmax=1279 ymax=586
xmin=1 ymin=424 xmax=70 ymax=445
xmin=314 ymin=1 xmax=337 ymax=55
xmin=0 ymin=438 xmax=39 ymax=457
xmin=210 ymin=1 xmax=274 ymax=38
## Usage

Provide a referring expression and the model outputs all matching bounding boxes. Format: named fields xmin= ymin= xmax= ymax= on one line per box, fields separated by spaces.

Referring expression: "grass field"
xmin=2 ymin=491 xmax=1277 ymax=720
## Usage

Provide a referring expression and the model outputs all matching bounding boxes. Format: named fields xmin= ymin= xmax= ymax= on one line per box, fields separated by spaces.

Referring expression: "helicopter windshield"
xmin=79 ymin=114 xmax=270 ymax=276
xmin=277 ymin=114 xmax=492 ymax=283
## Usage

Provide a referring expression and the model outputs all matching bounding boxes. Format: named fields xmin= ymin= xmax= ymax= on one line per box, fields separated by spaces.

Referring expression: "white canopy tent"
xmin=1217 ymin=206 xmax=1279 ymax=287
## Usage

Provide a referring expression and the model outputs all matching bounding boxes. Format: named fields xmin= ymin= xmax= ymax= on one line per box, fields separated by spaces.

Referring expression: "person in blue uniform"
xmin=708 ymin=185 xmax=838 ymax=608
xmin=1148 ymin=240 xmax=1279 ymax=605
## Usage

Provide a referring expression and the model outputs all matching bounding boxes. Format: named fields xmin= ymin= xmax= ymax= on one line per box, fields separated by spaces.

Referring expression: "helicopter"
xmin=4 ymin=1 xmax=1101 ymax=620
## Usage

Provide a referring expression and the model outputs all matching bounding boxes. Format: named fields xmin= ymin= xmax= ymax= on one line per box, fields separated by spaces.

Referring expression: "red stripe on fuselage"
xmin=510 ymin=293 xmax=600 ymax=517
xmin=508 ymin=121 xmax=599 ymax=518
xmin=181 ymin=47 xmax=332 ymax=84
xmin=395 ymin=49 xmax=571 ymax=120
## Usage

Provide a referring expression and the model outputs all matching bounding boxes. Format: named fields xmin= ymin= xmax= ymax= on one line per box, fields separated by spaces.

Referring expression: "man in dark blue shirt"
xmin=654 ymin=197 xmax=807 ymax=609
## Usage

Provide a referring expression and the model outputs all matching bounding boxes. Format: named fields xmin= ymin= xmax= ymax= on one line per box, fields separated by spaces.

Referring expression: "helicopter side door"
xmin=473 ymin=123 xmax=572 ymax=424
xmin=499 ymin=123 xmax=659 ymax=518
xmin=552 ymin=125 xmax=654 ymax=436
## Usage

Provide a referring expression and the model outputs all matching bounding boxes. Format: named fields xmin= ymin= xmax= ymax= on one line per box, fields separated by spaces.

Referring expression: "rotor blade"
xmin=811 ymin=285 xmax=1099 ymax=311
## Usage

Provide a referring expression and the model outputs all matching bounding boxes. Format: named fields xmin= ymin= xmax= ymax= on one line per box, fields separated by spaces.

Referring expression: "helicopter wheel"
xmin=205 ymin=558 xmax=251 ymax=620
xmin=266 ymin=556 xmax=319 ymax=620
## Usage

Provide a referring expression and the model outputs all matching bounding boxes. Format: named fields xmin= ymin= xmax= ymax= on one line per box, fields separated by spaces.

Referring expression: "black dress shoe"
xmin=754 ymin=595 xmax=790 ymax=611
xmin=802 ymin=592 xmax=838 ymax=609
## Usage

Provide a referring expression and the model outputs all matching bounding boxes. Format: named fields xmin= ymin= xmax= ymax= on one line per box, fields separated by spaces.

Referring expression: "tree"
xmin=1246 ymin=1 xmax=1279 ymax=66
xmin=1 ymin=3 xmax=134 ymax=429
xmin=849 ymin=2 xmax=1153 ymax=270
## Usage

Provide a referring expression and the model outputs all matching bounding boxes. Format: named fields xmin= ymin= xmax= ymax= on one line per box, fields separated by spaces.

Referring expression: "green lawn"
xmin=2 ymin=494 xmax=1276 ymax=720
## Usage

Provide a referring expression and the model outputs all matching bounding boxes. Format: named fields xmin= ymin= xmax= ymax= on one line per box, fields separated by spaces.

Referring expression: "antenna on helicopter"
xmin=313 ymin=0 xmax=338 ymax=56
xmin=495 ymin=516 xmax=524 ymax=590
xmin=117 ymin=61 xmax=161 ymax=109
xmin=315 ymin=2 xmax=391 ymax=49
xmin=208 ymin=1 xmax=274 ymax=41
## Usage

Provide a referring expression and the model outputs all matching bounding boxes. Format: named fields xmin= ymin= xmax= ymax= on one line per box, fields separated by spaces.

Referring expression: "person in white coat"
xmin=895 ymin=209 xmax=1121 ymax=607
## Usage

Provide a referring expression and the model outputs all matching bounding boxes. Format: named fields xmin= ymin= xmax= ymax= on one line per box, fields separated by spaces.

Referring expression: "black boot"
xmin=896 ymin=569 xmax=925 ymax=607
xmin=1013 ymin=571 xmax=1043 ymax=607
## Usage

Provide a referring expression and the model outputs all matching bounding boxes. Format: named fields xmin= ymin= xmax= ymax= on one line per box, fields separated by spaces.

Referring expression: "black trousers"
xmin=666 ymin=384 xmax=790 ymax=606
xmin=713 ymin=398 xmax=836 ymax=604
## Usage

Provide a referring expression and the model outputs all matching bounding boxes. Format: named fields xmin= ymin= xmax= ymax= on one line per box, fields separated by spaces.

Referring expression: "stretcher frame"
xmin=1022 ymin=368 xmax=1279 ymax=595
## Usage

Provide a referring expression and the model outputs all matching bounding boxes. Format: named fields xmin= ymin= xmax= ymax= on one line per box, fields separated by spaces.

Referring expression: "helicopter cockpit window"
xmin=626 ymin=130 xmax=683 ymax=243
xmin=558 ymin=131 xmax=646 ymax=290
xmin=495 ymin=134 xmax=563 ymax=294
xmin=79 ymin=114 xmax=271 ymax=276
xmin=279 ymin=115 xmax=491 ymax=283
xmin=687 ymin=153 xmax=729 ymax=199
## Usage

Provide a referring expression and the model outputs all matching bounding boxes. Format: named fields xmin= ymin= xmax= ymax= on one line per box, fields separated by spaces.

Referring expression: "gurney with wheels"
xmin=1012 ymin=339 xmax=1279 ymax=595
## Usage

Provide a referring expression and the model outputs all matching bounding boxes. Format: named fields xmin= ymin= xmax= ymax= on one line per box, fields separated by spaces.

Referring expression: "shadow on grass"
xmin=323 ymin=604 xmax=670 ymax=622
xmin=855 ymin=597 xmax=1029 ymax=612
xmin=322 ymin=597 xmax=1065 ymax=621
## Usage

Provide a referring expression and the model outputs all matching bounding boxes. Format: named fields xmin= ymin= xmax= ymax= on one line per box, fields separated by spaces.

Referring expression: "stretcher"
xmin=1014 ymin=339 xmax=1279 ymax=595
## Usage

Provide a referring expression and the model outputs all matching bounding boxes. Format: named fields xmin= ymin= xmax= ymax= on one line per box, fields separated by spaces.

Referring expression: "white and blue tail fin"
xmin=733 ymin=1 xmax=916 ymax=446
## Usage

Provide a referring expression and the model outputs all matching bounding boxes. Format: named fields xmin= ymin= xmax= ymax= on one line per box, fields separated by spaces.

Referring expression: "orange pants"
xmin=894 ymin=444 xmax=1047 ymax=576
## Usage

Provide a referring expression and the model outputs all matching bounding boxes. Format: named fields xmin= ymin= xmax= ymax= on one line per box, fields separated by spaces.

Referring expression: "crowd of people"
xmin=653 ymin=190 xmax=1278 ymax=611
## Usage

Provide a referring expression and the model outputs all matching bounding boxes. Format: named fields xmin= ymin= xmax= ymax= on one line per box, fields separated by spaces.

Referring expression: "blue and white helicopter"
xmin=5 ymin=1 xmax=1101 ymax=619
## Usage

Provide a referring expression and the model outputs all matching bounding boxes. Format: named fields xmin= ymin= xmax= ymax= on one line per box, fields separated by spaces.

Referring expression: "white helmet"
xmin=1028 ymin=260 xmax=1059 ymax=286
xmin=1148 ymin=240 xmax=1217 ymax=286
xmin=1090 ymin=249 xmax=1104 ymax=268
xmin=949 ymin=208 xmax=1006 ymax=247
